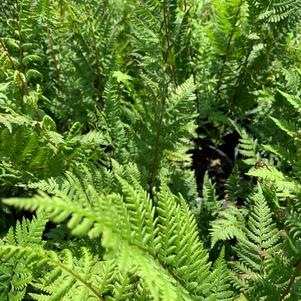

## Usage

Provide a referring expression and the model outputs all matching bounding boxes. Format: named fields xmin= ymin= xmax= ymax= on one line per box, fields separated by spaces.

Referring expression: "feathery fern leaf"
xmin=3 ymin=166 xmax=213 ymax=300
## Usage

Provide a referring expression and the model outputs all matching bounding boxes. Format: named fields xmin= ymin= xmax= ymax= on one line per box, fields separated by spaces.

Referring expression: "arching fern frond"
xmin=248 ymin=166 xmax=301 ymax=198
xmin=3 ymin=165 xmax=213 ymax=300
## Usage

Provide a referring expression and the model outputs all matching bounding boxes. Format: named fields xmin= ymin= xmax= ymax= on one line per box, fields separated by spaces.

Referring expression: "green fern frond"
xmin=133 ymin=76 xmax=197 ymax=188
xmin=201 ymin=172 xmax=220 ymax=214
xmin=248 ymin=166 xmax=301 ymax=198
xmin=224 ymin=165 xmax=246 ymax=203
xmin=3 ymin=167 xmax=213 ymax=300
xmin=210 ymin=205 xmax=246 ymax=248
xmin=209 ymin=247 xmax=235 ymax=300
xmin=209 ymin=0 xmax=244 ymax=56
xmin=0 ymin=110 xmax=36 ymax=133
xmin=255 ymin=0 xmax=301 ymax=29
xmin=230 ymin=184 xmax=282 ymax=298
xmin=270 ymin=116 xmax=297 ymax=138
xmin=237 ymin=128 xmax=260 ymax=166
xmin=285 ymin=211 xmax=301 ymax=241
xmin=278 ymin=89 xmax=301 ymax=114
xmin=0 ymin=213 xmax=48 ymax=300
xmin=0 ymin=246 xmax=104 ymax=301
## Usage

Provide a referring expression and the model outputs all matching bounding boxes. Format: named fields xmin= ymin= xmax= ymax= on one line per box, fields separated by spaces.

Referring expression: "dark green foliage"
xmin=1 ymin=0 xmax=301 ymax=300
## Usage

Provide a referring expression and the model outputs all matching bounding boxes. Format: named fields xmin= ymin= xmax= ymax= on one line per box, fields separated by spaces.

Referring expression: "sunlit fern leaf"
xmin=30 ymin=247 xmax=111 ymax=301
xmin=248 ymin=166 xmax=301 ymax=198
xmin=3 ymin=166 xmax=213 ymax=300
xmin=200 ymin=172 xmax=222 ymax=218
xmin=0 ymin=213 xmax=48 ymax=300
xmin=156 ymin=182 xmax=211 ymax=297
xmin=0 ymin=246 xmax=104 ymax=301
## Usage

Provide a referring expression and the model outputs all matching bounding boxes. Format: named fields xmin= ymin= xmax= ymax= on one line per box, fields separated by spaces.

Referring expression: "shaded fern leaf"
xmin=210 ymin=205 xmax=246 ymax=248
xmin=209 ymin=247 xmax=235 ymax=301
xmin=230 ymin=184 xmax=282 ymax=299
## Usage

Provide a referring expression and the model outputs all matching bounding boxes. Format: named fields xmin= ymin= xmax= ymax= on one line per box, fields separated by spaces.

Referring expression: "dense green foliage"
xmin=1 ymin=0 xmax=301 ymax=300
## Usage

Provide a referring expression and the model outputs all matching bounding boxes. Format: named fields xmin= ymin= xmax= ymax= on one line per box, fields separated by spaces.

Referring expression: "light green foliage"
xmin=0 ymin=213 xmax=48 ymax=300
xmin=3 ymin=166 xmax=212 ymax=300
xmin=0 ymin=0 xmax=301 ymax=300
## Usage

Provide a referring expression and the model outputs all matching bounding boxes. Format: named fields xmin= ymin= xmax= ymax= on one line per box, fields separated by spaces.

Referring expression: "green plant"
xmin=1 ymin=0 xmax=301 ymax=300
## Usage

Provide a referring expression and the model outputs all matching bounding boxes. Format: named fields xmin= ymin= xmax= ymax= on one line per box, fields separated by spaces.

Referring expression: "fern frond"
xmin=210 ymin=205 xmax=246 ymax=248
xmin=4 ymin=167 xmax=213 ymax=300
xmin=230 ymin=184 xmax=282 ymax=298
xmin=237 ymin=128 xmax=260 ymax=166
xmin=209 ymin=247 xmax=235 ymax=300
xmin=0 ymin=213 xmax=48 ymax=300
xmin=278 ymin=89 xmax=301 ymax=115
xmin=248 ymin=166 xmax=301 ymax=198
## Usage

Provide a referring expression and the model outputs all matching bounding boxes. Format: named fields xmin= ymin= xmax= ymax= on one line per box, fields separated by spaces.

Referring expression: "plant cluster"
xmin=1 ymin=0 xmax=301 ymax=300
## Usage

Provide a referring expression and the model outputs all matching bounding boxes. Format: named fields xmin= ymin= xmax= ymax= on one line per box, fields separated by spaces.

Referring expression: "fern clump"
xmin=1 ymin=0 xmax=301 ymax=300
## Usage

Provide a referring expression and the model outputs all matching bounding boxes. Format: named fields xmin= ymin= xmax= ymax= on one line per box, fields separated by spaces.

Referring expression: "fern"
xmin=248 ymin=165 xmax=301 ymax=198
xmin=0 ymin=213 xmax=48 ymax=300
xmin=3 ymin=166 xmax=213 ymax=300
xmin=230 ymin=185 xmax=282 ymax=299
xmin=1 ymin=0 xmax=301 ymax=300
xmin=210 ymin=205 xmax=246 ymax=248
xmin=209 ymin=247 xmax=235 ymax=300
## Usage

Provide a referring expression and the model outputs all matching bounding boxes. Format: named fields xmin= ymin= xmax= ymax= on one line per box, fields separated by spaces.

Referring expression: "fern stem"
xmin=50 ymin=257 xmax=105 ymax=301
xmin=215 ymin=1 xmax=242 ymax=99
xmin=279 ymin=255 xmax=301 ymax=301
xmin=47 ymin=27 xmax=61 ymax=80
xmin=148 ymin=95 xmax=165 ymax=194
xmin=0 ymin=39 xmax=28 ymax=112
xmin=163 ymin=0 xmax=177 ymax=86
